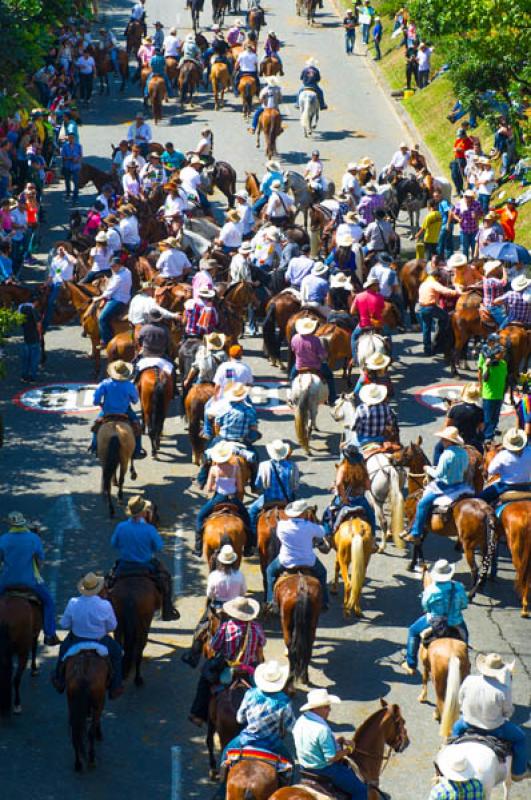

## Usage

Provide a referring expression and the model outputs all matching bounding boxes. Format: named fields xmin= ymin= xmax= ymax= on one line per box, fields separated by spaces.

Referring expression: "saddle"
xmin=420 ymin=622 xmax=467 ymax=650
xmin=275 ymin=568 xmax=316 ymax=594
xmin=91 ymin=413 xmax=141 ymax=437
xmin=449 ymin=731 xmax=512 ymax=763
xmin=332 ymin=505 xmax=369 ymax=534
xmin=327 ymin=311 xmax=355 ymax=331
xmin=359 ymin=441 xmax=401 ymax=460
xmin=223 ymin=746 xmax=292 ymax=778
xmin=478 ymin=308 xmax=498 ymax=328
xmin=299 ymin=771 xmax=351 ymax=800
xmin=3 ymin=585 xmax=42 ymax=607
xmin=497 ymin=489 xmax=531 ymax=502
xmin=431 ymin=486 xmax=475 ymax=522
xmin=206 ymin=501 xmax=243 ymax=521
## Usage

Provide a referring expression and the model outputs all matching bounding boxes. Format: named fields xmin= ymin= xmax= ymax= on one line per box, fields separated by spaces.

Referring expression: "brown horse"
xmin=220 ymin=281 xmax=259 ymax=322
xmin=184 ymin=382 xmax=216 ymax=464
xmin=137 ymin=367 xmax=173 ymax=457
xmin=91 ymin=46 xmax=128 ymax=94
xmin=227 ymin=760 xmax=278 ymax=800
xmin=110 ymin=576 xmax=161 ymax=686
xmin=239 ymin=75 xmax=258 ymax=119
xmin=399 ymin=257 xmax=426 ymax=325
xmin=165 ymin=56 xmax=180 ymax=87
xmin=126 ymin=20 xmax=143 ymax=56
xmin=203 ymin=511 xmax=247 ymax=568
xmin=257 ymin=504 xmax=287 ymax=599
xmin=66 ymin=650 xmax=109 ymax=771
xmin=448 ymin=290 xmax=492 ymax=375
xmin=207 ymin=674 xmax=249 ymax=780
xmin=259 ymin=56 xmax=282 ymax=76
xmin=97 ymin=418 xmax=137 ymax=516
xmin=0 ymin=593 xmax=42 ymax=715
xmin=149 ymin=76 xmax=167 ymax=124
xmin=275 ymin=572 xmax=321 ymax=683
xmin=262 ymin=291 xmax=302 ymax=366
xmin=245 ymin=171 xmax=261 ymax=203
xmin=0 ymin=283 xmax=32 ymax=308
xmin=498 ymin=324 xmax=531 ymax=401
xmin=248 ymin=8 xmax=265 ymax=39
xmin=179 ymin=60 xmax=202 ymax=107
xmin=257 ymin=107 xmax=282 ymax=159
xmin=78 ymin=162 xmax=121 ymax=194
xmin=332 ymin=516 xmax=373 ymax=617
xmin=211 ymin=61 xmax=231 ymax=110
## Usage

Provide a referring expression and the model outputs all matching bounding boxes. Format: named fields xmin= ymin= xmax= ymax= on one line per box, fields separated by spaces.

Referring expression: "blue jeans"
xmin=460 ymin=231 xmax=477 ymax=259
xmin=197 ymin=189 xmax=211 ymax=214
xmin=221 ymin=733 xmax=292 ymax=768
xmin=196 ymin=492 xmax=252 ymax=540
xmin=323 ymin=495 xmax=377 ymax=536
xmin=80 ymin=269 xmax=112 ymax=284
xmin=482 ymin=398 xmax=503 ymax=440
xmin=266 ymin=555 xmax=328 ymax=605
xmin=478 ymin=194 xmax=490 ymax=214
xmin=452 ymin=718 xmax=528 ymax=776
xmin=450 ymin=159 xmax=465 ymax=196
xmin=58 ymin=632 xmax=123 ymax=690
xmin=406 ymin=614 xmax=469 ymax=668
xmin=417 ymin=304 xmax=449 ymax=355
xmin=21 ymin=342 xmax=40 ymax=379
xmin=252 ymin=194 xmax=268 ymax=216
xmin=362 ymin=23 xmax=370 ymax=44
xmin=310 ymin=763 xmax=367 ymax=800
xmin=92 ymin=407 xmax=142 ymax=456
xmin=0 ymin=175 xmax=8 ymax=200
xmin=289 ymin=364 xmax=336 ymax=404
xmin=410 ymin=487 xmax=441 ymax=539
xmin=0 ymin=581 xmax=57 ymax=636
xmin=63 ymin=168 xmax=80 ymax=199
xmin=251 ymin=106 xmax=263 ymax=132
xmin=345 ymin=30 xmax=355 ymax=53
xmin=42 ymin=283 xmax=61 ymax=331
xmin=11 ymin=238 xmax=26 ymax=276
xmin=99 ymin=299 xmax=127 ymax=345
xmin=486 ymin=304 xmax=506 ymax=327
xmin=437 ymin=227 xmax=454 ymax=258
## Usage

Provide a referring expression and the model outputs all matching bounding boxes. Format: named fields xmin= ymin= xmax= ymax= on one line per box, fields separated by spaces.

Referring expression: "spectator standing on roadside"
xmin=18 ymin=301 xmax=41 ymax=383
xmin=360 ymin=0 xmax=375 ymax=45
xmin=343 ymin=10 xmax=357 ymax=56
xmin=75 ymin=48 xmax=96 ymax=105
xmin=451 ymin=127 xmax=474 ymax=196
xmin=451 ymin=190 xmax=483 ymax=259
xmin=416 ymin=199 xmax=442 ymax=260
xmin=494 ymin=198 xmax=518 ymax=242
xmin=372 ymin=17 xmax=383 ymax=61
xmin=417 ymin=42 xmax=433 ymax=89
xmin=404 ymin=42 xmax=419 ymax=91
xmin=61 ymin=132 xmax=83 ymax=203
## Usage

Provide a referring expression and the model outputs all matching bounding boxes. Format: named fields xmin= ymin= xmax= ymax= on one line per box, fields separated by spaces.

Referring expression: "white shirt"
xmin=196 ymin=135 xmax=212 ymax=156
xmin=61 ymin=595 xmax=117 ymax=639
xmin=10 ymin=208 xmax=28 ymax=239
xmin=119 ymin=215 xmax=140 ymax=246
xmin=102 ymin=266 xmax=132 ymax=303
xmin=306 ymin=159 xmax=323 ymax=179
xmin=90 ymin=246 xmax=111 ymax=273
xmin=459 ymin=674 xmax=513 ymax=730
xmin=237 ymin=202 xmax=254 ymax=235
xmin=128 ymin=293 xmax=175 ymax=325
xmin=123 ymin=152 xmax=146 ymax=172
xmin=122 ymin=173 xmax=141 ymax=197
xmin=163 ymin=34 xmax=182 ymax=57
xmin=164 ymin=191 xmax=189 ymax=216
xmin=219 ymin=220 xmax=243 ymax=249
xmin=180 ymin=165 xmax=202 ymax=194
xmin=214 ymin=359 xmax=254 ymax=389
xmin=277 ymin=519 xmax=325 ymax=568
xmin=266 ymin=190 xmax=294 ymax=218
xmin=206 ymin=568 xmax=247 ymax=602
xmin=127 ymin=122 xmax=152 ymax=144
xmin=417 ymin=47 xmax=432 ymax=71
xmin=477 ymin=168 xmax=496 ymax=196
xmin=237 ymin=50 xmax=258 ymax=71
xmin=336 ymin=221 xmax=364 ymax=243
xmin=341 ymin=172 xmax=361 ymax=201
xmin=230 ymin=253 xmax=252 ymax=283
xmin=50 ymin=253 xmax=75 ymax=284
xmin=76 ymin=55 xmax=95 ymax=74
xmin=390 ymin=149 xmax=410 ymax=171
xmin=156 ymin=248 xmax=191 ymax=278
xmin=106 ymin=226 xmax=121 ymax=253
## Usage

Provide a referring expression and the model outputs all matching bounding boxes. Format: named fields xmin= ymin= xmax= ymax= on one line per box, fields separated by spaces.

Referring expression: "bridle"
xmin=348 ymin=708 xmax=409 ymax=776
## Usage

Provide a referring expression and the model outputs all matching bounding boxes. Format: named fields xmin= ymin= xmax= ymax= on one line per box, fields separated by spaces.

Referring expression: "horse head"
xmin=380 ymin=699 xmax=410 ymax=753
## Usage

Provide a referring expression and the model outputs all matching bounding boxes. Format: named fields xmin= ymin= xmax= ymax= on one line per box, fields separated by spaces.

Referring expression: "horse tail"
xmin=69 ymin=677 xmax=91 ymax=763
xmin=290 ymin=576 xmax=313 ymax=679
xmin=0 ymin=623 xmax=13 ymax=715
xmin=150 ymin=370 xmax=166 ymax=447
xmin=300 ymin=93 xmax=311 ymax=133
xmin=471 ymin=508 xmax=497 ymax=600
xmin=102 ymin=434 xmax=121 ymax=497
xmin=514 ymin=515 xmax=531 ymax=602
xmin=440 ymin=655 xmax=461 ymax=738
xmin=244 ymin=81 xmax=252 ymax=104
xmin=267 ymin=526 xmax=280 ymax=564
xmin=389 ymin=466 xmax=405 ymax=549
xmin=262 ymin=302 xmax=280 ymax=360
xmin=120 ymin=594 xmax=138 ymax=680
xmin=294 ymin=376 xmax=310 ymax=452
xmin=349 ymin=526 xmax=366 ymax=612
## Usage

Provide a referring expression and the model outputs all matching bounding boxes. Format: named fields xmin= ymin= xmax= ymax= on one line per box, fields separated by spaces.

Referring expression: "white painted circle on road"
xmin=250 ymin=380 xmax=291 ymax=413
xmin=13 ymin=383 xmax=98 ymax=415
xmin=415 ymin=382 xmax=516 ymax=417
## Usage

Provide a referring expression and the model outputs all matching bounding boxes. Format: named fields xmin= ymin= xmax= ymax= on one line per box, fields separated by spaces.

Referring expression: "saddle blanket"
xmin=430 ymin=483 xmax=474 ymax=507
xmin=62 ymin=642 xmax=108 ymax=661
xmin=223 ymin=747 xmax=292 ymax=772
xmin=136 ymin=357 xmax=173 ymax=376
xmin=495 ymin=498 xmax=529 ymax=519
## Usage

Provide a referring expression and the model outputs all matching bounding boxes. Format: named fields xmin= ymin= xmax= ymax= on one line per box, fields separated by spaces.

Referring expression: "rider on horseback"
xmin=183 ymin=331 xmax=227 ymax=391
xmin=346 ymin=383 xmax=397 ymax=448
xmin=91 ymin=360 xmax=147 ymax=459
xmin=248 ymin=439 xmax=300 ymax=537
xmin=179 ymin=33 xmax=202 ymax=68
xmin=297 ymin=58 xmax=327 ymax=110
xmin=233 ymin=42 xmax=260 ymax=97
xmin=304 ymin=150 xmax=325 ymax=200
xmin=126 ymin=0 xmax=147 ymax=36
xmin=249 ymin=76 xmax=282 ymax=136
xmin=98 ymin=28 xmax=119 ymax=75
xmin=0 ymin=511 xmax=60 ymax=646
xmin=252 ymin=160 xmax=284 ymax=217
xmin=262 ymin=31 xmax=284 ymax=73
xmin=290 ymin=316 xmax=337 ymax=405
xmin=350 ymin=276 xmax=385 ymax=355
xmin=143 ymin=48 xmax=172 ymax=100
xmin=479 ymin=427 xmax=531 ymax=504
xmin=322 ymin=443 xmax=377 ymax=536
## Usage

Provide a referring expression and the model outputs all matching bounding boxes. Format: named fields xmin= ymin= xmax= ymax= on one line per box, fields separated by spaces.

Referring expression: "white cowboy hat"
xmin=266 ymin=160 xmax=281 ymax=172
xmin=305 ymin=58 xmax=319 ymax=68
xmin=210 ymin=441 xmax=234 ymax=464
xmin=346 ymin=163 xmax=358 ymax=172
xmin=436 ymin=751 xmax=475 ymax=782
xmin=295 ymin=316 xmax=319 ymax=335
xmin=312 ymin=261 xmax=328 ymax=277
xmin=107 ymin=360 xmax=134 ymax=382
xmin=205 ymin=331 xmax=226 ymax=351
xmin=126 ymin=494 xmax=151 ymax=516
xmin=284 ymin=498 xmax=312 ymax=517
xmin=235 ymin=189 xmax=249 ymax=201
xmin=198 ymin=287 xmax=216 ymax=299
xmin=218 ymin=544 xmax=238 ymax=565
xmin=398 ymin=142 xmax=409 ymax=149
xmin=238 ymin=242 xmax=253 ymax=255
xmin=254 ymin=660 xmax=290 ymax=694
xmin=8 ymin=511 xmax=28 ymax=527
xmin=447 ymin=253 xmax=467 ymax=268
xmin=222 ymin=595 xmax=260 ymax=621
xmin=266 ymin=439 xmax=290 ymax=461
xmin=463 ymin=189 xmax=476 ymax=199
xmin=300 ymin=688 xmax=341 ymax=712
xmin=271 ymin=179 xmax=283 ymax=190
xmin=95 ymin=231 xmax=108 ymax=243
xmin=77 ymin=571 xmax=105 ymax=597
xmin=329 ymin=272 xmax=353 ymax=291
xmin=502 ymin=427 xmax=527 ymax=453
xmin=483 ymin=259 xmax=502 ymax=276
xmin=434 ymin=425 xmax=464 ymax=446
xmin=476 ymin=652 xmax=514 ymax=679
xmin=224 ymin=381 xmax=250 ymax=402
xmin=430 ymin=559 xmax=456 ymax=583
xmin=159 ymin=236 xmax=180 ymax=249
xmin=363 ymin=277 xmax=380 ymax=289
xmin=511 ymin=275 xmax=530 ymax=292
xmin=265 ymin=227 xmax=281 ymax=242
xmin=460 ymin=383 xmax=482 ymax=406
xmin=359 ymin=383 xmax=388 ymax=406
xmin=189 ymin=155 xmax=203 ymax=166
xmin=169 ymin=27 xmax=177 ymax=35
xmin=365 ymin=352 xmax=391 ymax=371
xmin=337 ymin=233 xmax=354 ymax=248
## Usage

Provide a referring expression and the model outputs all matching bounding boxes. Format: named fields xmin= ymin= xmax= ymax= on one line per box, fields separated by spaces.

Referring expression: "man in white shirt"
xmin=180 ymin=156 xmax=211 ymax=213
xmin=126 ymin=113 xmax=152 ymax=156
xmin=162 ymin=181 xmax=190 ymax=219
xmin=43 ymin=245 xmax=77 ymax=330
xmin=155 ymin=237 xmax=192 ymax=279
xmin=417 ymin=42 xmax=433 ymax=89
xmin=123 ymin=144 xmax=146 ymax=173
xmin=52 ymin=572 xmax=124 ymax=698
xmin=163 ymin=27 xmax=182 ymax=58
xmin=230 ymin=241 xmax=253 ymax=284
xmin=265 ymin=499 xmax=328 ymax=610
xmin=128 ymin=283 xmax=179 ymax=325
xmin=103 ymin=214 xmax=122 ymax=253
xmin=235 ymin=189 xmax=254 ymax=238
xmin=304 ymin=150 xmax=325 ymax=197
xmin=95 ymin=185 xmax=114 ymax=218
xmin=97 ymin=258 xmax=133 ymax=345
xmin=265 ymin=180 xmax=294 ymax=226
xmin=234 ymin=43 xmax=259 ymax=96
xmin=217 ymin=209 xmax=243 ymax=253
xmin=214 ymin=343 xmax=254 ymax=390
xmin=389 ymin=142 xmax=410 ymax=173
xmin=118 ymin=206 xmax=141 ymax=251
xmin=336 ymin=210 xmax=364 ymax=244
xmin=285 ymin=244 xmax=314 ymax=289
xmin=76 ymin=50 xmax=96 ymax=104
xmin=341 ymin=163 xmax=362 ymax=205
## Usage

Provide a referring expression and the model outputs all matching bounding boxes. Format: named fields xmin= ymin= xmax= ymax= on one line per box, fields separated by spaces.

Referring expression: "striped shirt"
xmin=497 ymin=290 xmax=531 ymax=325
xmin=183 ymin=299 xmax=219 ymax=336
xmin=211 ymin=619 xmax=265 ymax=666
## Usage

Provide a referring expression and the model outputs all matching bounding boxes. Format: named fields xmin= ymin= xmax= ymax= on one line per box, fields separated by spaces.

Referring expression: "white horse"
xmin=299 ymin=89 xmax=319 ymax=137
xmin=181 ymin=227 xmax=211 ymax=260
xmin=356 ymin=331 xmax=389 ymax=370
xmin=364 ymin=450 xmax=404 ymax=552
xmin=290 ymin=372 xmax=328 ymax=454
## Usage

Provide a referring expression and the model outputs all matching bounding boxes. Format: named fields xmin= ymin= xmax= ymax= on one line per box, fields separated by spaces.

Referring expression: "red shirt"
xmin=453 ymin=136 xmax=473 ymax=159
xmin=495 ymin=206 xmax=518 ymax=242
xmin=350 ymin=290 xmax=385 ymax=328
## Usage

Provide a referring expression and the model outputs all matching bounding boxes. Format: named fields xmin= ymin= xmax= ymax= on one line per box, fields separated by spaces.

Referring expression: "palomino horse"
xmin=291 ymin=372 xmax=328 ymax=454
xmin=270 ymin=699 xmax=409 ymax=800
xmin=148 ymin=76 xmax=167 ymax=124
xmin=332 ymin=515 xmax=373 ymax=617
xmin=0 ymin=593 xmax=42 ymax=715
xmin=203 ymin=514 xmax=247 ymax=568
xmin=239 ymin=75 xmax=258 ymax=119
xmin=137 ymin=368 xmax=173 ymax=458
xmin=110 ymin=575 xmax=161 ymax=686
xmin=256 ymin=107 xmax=282 ymax=159
xmin=97 ymin=418 xmax=137 ymax=516
xmin=299 ymin=89 xmax=319 ymax=138
xmin=179 ymin=60 xmax=202 ymax=107
xmin=184 ymin=383 xmax=216 ymax=464
xmin=275 ymin=571 xmax=321 ymax=683
xmin=211 ymin=61 xmax=230 ymax=110
xmin=66 ymin=650 xmax=109 ymax=771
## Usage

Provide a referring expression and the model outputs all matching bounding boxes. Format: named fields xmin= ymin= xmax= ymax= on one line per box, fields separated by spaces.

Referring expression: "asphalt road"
xmin=0 ymin=1 xmax=528 ymax=798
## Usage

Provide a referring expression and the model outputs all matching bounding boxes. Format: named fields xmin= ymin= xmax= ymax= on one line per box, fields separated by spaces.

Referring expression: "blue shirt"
xmin=431 ymin=445 xmax=469 ymax=486
xmin=260 ymin=171 xmax=284 ymax=197
xmin=93 ymin=378 xmax=139 ymax=415
xmin=438 ymin=199 xmax=452 ymax=227
xmin=0 ymin=529 xmax=45 ymax=586
xmin=257 ymin=459 xmax=298 ymax=502
xmin=150 ymin=53 xmax=165 ymax=75
xmin=162 ymin=149 xmax=186 ymax=170
xmin=61 ymin=141 xmax=83 ymax=172
xmin=64 ymin=119 xmax=79 ymax=143
xmin=285 ymin=255 xmax=314 ymax=289
xmin=111 ymin=518 xmax=163 ymax=563
xmin=301 ymin=274 xmax=329 ymax=303
xmin=0 ymin=253 xmax=13 ymax=282
xmin=422 ymin=580 xmax=468 ymax=625
xmin=216 ymin=401 xmax=258 ymax=442
xmin=237 ymin=687 xmax=296 ymax=748
xmin=293 ymin=711 xmax=337 ymax=769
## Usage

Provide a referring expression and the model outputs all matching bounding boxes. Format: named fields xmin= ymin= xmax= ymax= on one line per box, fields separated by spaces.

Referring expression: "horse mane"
xmin=353 ymin=705 xmax=391 ymax=743
xmin=221 ymin=282 xmax=241 ymax=301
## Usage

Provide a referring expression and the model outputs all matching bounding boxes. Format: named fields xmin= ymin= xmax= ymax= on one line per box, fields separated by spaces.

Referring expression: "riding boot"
xmin=134 ymin=435 xmax=147 ymax=459
xmin=51 ymin=659 xmax=66 ymax=693
xmin=194 ymin=530 xmax=203 ymax=557
xmin=154 ymin=563 xmax=180 ymax=621
xmin=181 ymin=616 xmax=209 ymax=667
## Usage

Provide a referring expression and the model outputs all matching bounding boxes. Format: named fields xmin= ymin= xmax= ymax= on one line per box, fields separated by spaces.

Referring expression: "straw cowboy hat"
xmin=198 ymin=287 xmax=216 ymax=299
xmin=483 ymin=259 xmax=502 ymax=276
xmin=311 ymin=261 xmax=328 ymax=277
xmin=284 ymin=499 xmax=313 ymax=517
xmin=337 ymin=233 xmax=354 ymax=248
xmin=226 ymin=209 xmax=241 ymax=223
xmin=447 ymin=253 xmax=467 ymax=268
xmin=238 ymin=242 xmax=253 ymax=255
xmin=359 ymin=383 xmax=388 ymax=406
xmin=436 ymin=751 xmax=475 ymax=782
xmin=511 ymin=275 xmax=530 ymax=292
xmin=365 ymin=352 xmax=391 ymax=371
xmin=476 ymin=652 xmax=514 ymax=679
xmin=434 ymin=425 xmax=464 ymax=446
xmin=217 ymin=544 xmax=238 ymax=565
xmin=126 ymin=495 xmax=151 ymax=516
xmin=430 ymin=559 xmax=455 ymax=583
xmin=222 ymin=596 xmax=260 ymax=621
xmin=330 ymin=272 xmax=353 ymax=291
xmin=266 ymin=439 xmax=290 ymax=461
xmin=295 ymin=317 xmax=319 ymax=335
xmin=266 ymin=160 xmax=281 ymax=172
xmin=142 ymin=36 xmax=153 ymax=45
xmin=305 ymin=58 xmax=319 ymax=68
xmin=159 ymin=236 xmax=180 ymax=249
xmin=107 ymin=360 xmax=134 ymax=382
xmin=95 ymin=231 xmax=108 ymax=243
xmin=502 ymin=427 xmax=527 ymax=453
xmin=484 ymin=211 xmax=498 ymax=222
xmin=189 ymin=155 xmax=203 ymax=167
xmin=254 ymin=660 xmax=290 ymax=694
xmin=300 ymin=688 xmax=341 ymax=712
xmin=461 ymin=383 xmax=482 ymax=406
xmin=205 ymin=331 xmax=226 ymax=351
xmin=344 ymin=211 xmax=359 ymax=223
xmin=77 ymin=572 xmax=105 ymax=597
xmin=7 ymin=511 xmax=28 ymax=527
xmin=463 ymin=189 xmax=476 ymax=199
xmin=210 ymin=441 xmax=234 ymax=464
xmin=224 ymin=381 xmax=250 ymax=402
xmin=200 ymin=258 xmax=218 ymax=272
xmin=346 ymin=163 xmax=358 ymax=173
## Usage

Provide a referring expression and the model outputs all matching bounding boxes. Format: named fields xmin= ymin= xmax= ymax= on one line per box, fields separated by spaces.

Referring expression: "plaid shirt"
xmin=237 ymin=687 xmax=296 ymax=746
xmin=453 ymin=199 xmax=483 ymax=234
xmin=216 ymin=401 xmax=258 ymax=442
xmin=211 ymin=619 xmax=265 ymax=666
xmin=498 ymin=290 xmax=531 ymax=324
xmin=184 ymin=300 xmax=219 ymax=336
xmin=353 ymin=402 xmax=397 ymax=439
xmin=428 ymin=778 xmax=484 ymax=800
xmin=482 ymin=276 xmax=507 ymax=307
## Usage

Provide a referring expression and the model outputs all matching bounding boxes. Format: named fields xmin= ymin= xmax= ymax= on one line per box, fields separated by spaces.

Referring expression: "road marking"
xmin=171 ymin=745 xmax=182 ymax=800
xmin=173 ymin=527 xmax=185 ymax=597
xmin=44 ymin=493 xmax=82 ymax=602
xmin=415 ymin=382 xmax=516 ymax=417
xmin=13 ymin=382 xmax=98 ymax=415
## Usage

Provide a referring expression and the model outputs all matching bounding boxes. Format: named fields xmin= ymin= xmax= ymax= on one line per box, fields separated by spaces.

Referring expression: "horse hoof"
xmin=377 ymin=545 xmax=385 ymax=554
xmin=433 ymin=710 xmax=441 ymax=721
xmin=13 ymin=704 xmax=22 ymax=714
xmin=130 ymin=470 xmax=138 ymax=481
xmin=135 ymin=675 xmax=144 ymax=687
xmin=521 ymin=609 xmax=529 ymax=618
xmin=418 ymin=693 xmax=427 ymax=704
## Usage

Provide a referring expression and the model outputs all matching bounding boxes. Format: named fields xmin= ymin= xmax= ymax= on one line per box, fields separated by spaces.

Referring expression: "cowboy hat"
xmin=198 ymin=287 xmax=216 ymax=299
xmin=398 ymin=141 xmax=409 ymax=149
xmin=142 ymin=37 xmax=153 ymax=44
xmin=300 ymin=688 xmax=341 ymax=712
xmin=337 ymin=233 xmax=354 ymax=248
xmin=447 ymin=253 xmax=467 ymax=268
xmin=224 ymin=382 xmax=249 ymax=402
xmin=430 ymin=559 xmax=455 ymax=583
xmin=266 ymin=439 xmax=290 ymax=461
xmin=104 ymin=214 xmax=119 ymax=225
xmin=483 ymin=259 xmax=502 ymax=276
xmin=154 ymin=20 xmax=164 ymax=27
xmin=141 ymin=281 xmax=154 ymax=290
xmin=502 ymin=427 xmax=527 ymax=453
xmin=363 ymin=277 xmax=380 ymax=289
xmin=160 ymin=236 xmax=180 ymax=249
xmin=185 ymin=33 xmax=195 ymax=41
xmin=226 ymin=209 xmax=241 ymax=223
xmin=344 ymin=210 xmax=359 ymax=222
xmin=365 ymin=352 xmax=391 ymax=371
xmin=205 ymin=331 xmax=226 ymax=351
xmin=285 ymin=498 xmax=313 ymax=517
xmin=235 ymin=189 xmax=249 ymax=201
xmin=189 ymin=155 xmax=203 ymax=166
xmin=266 ymin=160 xmax=281 ymax=172
xmin=463 ymin=189 xmax=476 ymax=199
xmin=358 ymin=157 xmax=374 ymax=167
xmin=126 ymin=495 xmax=151 ymax=516
xmin=222 ymin=595 xmax=260 ymax=621
xmin=271 ymin=179 xmax=283 ymax=190
xmin=210 ymin=441 xmax=234 ymax=464
xmin=346 ymin=163 xmax=358 ymax=173
xmin=266 ymin=227 xmax=281 ymax=242
xmin=239 ymin=242 xmax=253 ymax=254
xmin=484 ymin=212 xmax=498 ymax=222
xmin=359 ymin=383 xmax=388 ymax=406
xmin=7 ymin=511 xmax=27 ymax=527
xmin=476 ymin=652 xmax=514 ymax=679
xmin=330 ymin=272 xmax=353 ymax=291
xmin=460 ymin=383 xmax=482 ymax=406
xmin=305 ymin=58 xmax=319 ymax=68
xmin=511 ymin=275 xmax=530 ymax=292
xmin=436 ymin=751 xmax=475 ymax=782
xmin=107 ymin=360 xmax=134 ymax=381
xmin=217 ymin=544 xmax=238 ymax=565
xmin=78 ymin=572 xmax=105 ymax=597
xmin=169 ymin=26 xmax=177 ymax=35
xmin=295 ymin=317 xmax=319 ymax=335
xmin=312 ymin=261 xmax=328 ymax=277
xmin=434 ymin=425 xmax=464 ymax=446
xmin=254 ymin=660 xmax=290 ymax=694
xmin=95 ymin=231 xmax=108 ymax=243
